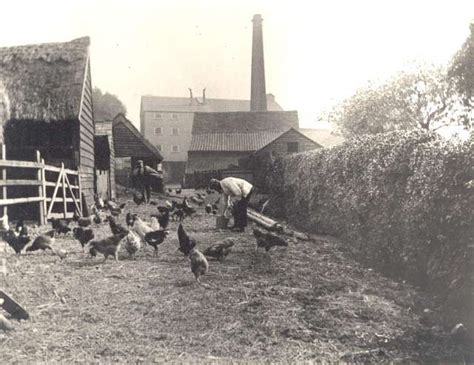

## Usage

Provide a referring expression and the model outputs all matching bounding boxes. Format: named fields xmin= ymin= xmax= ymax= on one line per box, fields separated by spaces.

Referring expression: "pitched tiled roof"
xmin=189 ymin=132 xmax=283 ymax=152
xmin=192 ymin=111 xmax=299 ymax=134
xmin=141 ymin=94 xmax=282 ymax=113
xmin=0 ymin=37 xmax=89 ymax=122
xmin=185 ymin=155 xmax=242 ymax=173
xmin=299 ymin=128 xmax=345 ymax=148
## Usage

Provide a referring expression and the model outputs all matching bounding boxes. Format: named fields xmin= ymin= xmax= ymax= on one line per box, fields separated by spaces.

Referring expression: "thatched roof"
xmin=0 ymin=37 xmax=90 ymax=122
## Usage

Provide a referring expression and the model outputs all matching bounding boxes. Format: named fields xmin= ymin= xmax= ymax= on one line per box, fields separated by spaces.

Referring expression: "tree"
xmin=332 ymin=66 xmax=462 ymax=137
xmin=92 ymin=87 xmax=127 ymax=121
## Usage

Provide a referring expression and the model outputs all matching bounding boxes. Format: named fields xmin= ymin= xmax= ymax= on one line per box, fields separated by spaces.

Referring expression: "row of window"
xmin=153 ymin=112 xmax=178 ymax=120
xmin=156 ymin=144 xmax=180 ymax=153
xmin=155 ymin=127 xmax=179 ymax=135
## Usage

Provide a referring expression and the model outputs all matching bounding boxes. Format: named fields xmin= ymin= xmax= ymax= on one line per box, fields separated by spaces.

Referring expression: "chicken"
xmin=0 ymin=214 xmax=9 ymax=231
xmin=177 ymin=223 xmax=196 ymax=256
xmin=168 ymin=188 xmax=173 ymax=193
xmin=126 ymin=212 xmax=136 ymax=228
xmin=196 ymin=192 xmax=205 ymax=199
xmin=87 ymin=234 xmax=125 ymax=262
xmin=190 ymin=196 xmax=204 ymax=206
xmin=123 ymin=230 xmax=141 ymax=260
xmin=176 ymin=188 xmax=182 ymax=194
xmin=72 ymin=211 xmax=93 ymax=228
xmin=50 ymin=218 xmax=70 ymax=235
xmin=150 ymin=216 xmax=161 ymax=231
xmin=92 ymin=206 xmax=107 ymax=224
xmin=1 ymin=230 xmax=30 ymax=255
xmin=133 ymin=191 xmax=145 ymax=206
xmin=189 ymin=248 xmax=209 ymax=283
xmin=154 ymin=207 xmax=170 ymax=229
xmin=172 ymin=209 xmax=185 ymax=222
xmin=144 ymin=230 xmax=168 ymax=255
xmin=108 ymin=202 xmax=126 ymax=216
xmin=73 ymin=227 xmax=95 ymax=251
xmin=108 ymin=216 xmax=129 ymax=237
xmin=94 ymin=194 xmax=105 ymax=210
xmin=203 ymin=239 xmax=234 ymax=260
xmin=165 ymin=200 xmax=173 ymax=209
xmin=205 ymin=204 xmax=212 ymax=214
xmin=182 ymin=198 xmax=196 ymax=216
xmin=26 ymin=230 xmax=55 ymax=252
xmin=253 ymin=228 xmax=289 ymax=252
xmin=131 ymin=216 xmax=154 ymax=241
xmin=212 ymin=197 xmax=220 ymax=212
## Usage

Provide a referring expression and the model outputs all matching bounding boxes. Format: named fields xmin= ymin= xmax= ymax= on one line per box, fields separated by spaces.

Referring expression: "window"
xmin=154 ymin=113 xmax=162 ymax=119
xmin=171 ymin=127 xmax=179 ymax=135
xmin=172 ymin=113 xmax=178 ymax=119
xmin=156 ymin=144 xmax=163 ymax=151
xmin=287 ymin=142 xmax=299 ymax=153
xmin=155 ymin=127 xmax=163 ymax=135
xmin=171 ymin=145 xmax=180 ymax=153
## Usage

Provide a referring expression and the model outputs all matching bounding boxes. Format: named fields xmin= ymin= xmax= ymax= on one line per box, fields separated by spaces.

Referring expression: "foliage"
xmin=92 ymin=87 xmax=127 ymax=121
xmin=268 ymin=130 xmax=474 ymax=329
xmin=449 ymin=23 xmax=474 ymax=107
xmin=332 ymin=66 xmax=468 ymax=137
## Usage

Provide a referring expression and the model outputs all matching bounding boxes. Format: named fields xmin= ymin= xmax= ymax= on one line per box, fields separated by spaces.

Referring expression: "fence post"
xmin=36 ymin=151 xmax=45 ymax=226
xmin=41 ymin=158 xmax=47 ymax=223
xmin=61 ymin=163 xmax=67 ymax=219
xmin=77 ymin=168 xmax=83 ymax=215
xmin=1 ymin=144 xmax=6 ymax=219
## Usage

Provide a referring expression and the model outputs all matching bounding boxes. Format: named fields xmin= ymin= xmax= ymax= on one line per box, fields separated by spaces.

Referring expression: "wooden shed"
xmin=0 ymin=37 xmax=95 ymax=215
xmin=97 ymin=114 xmax=163 ymax=189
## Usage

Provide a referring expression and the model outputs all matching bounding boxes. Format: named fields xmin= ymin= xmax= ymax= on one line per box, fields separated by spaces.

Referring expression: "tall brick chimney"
xmin=250 ymin=14 xmax=267 ymax=111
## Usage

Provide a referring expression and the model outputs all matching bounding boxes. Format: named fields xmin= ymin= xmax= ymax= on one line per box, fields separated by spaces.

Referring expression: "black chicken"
xmin=203 ymin=239 xmax=234 ymax=260
xmin=1 ymin=230 xmax=30 ymax=255
xmin=253 ymin=228 xmax=289 ymax=252
xmin=27 ymin=230 xmax=55 ymax=252
xmin=177 ymin=223 xmax=196 ymax=256
xmin=109 ymin=203 xmax=126 ymax=217
xmin=73 ymin=227 xmax=95 ymax=251
xmin=126 ymin=212 xmax=136 ymax=228
xmin=144 ymin=230 xmax=169 ymax=255
xmin=154 ymin=207 xmax=170 ymax=229
xmin=182 ymin=198 xmax=196 ymax=216
xmin=176 ymin=188 xmax=182 ymax=194
xmin=133 ymin=192 xmax=146 ymax=206
xmin=72 ymin=211 xmax=92 ymax=227
xmin=205 ymin=204 xmax=212 ymax=214
xmin=108 ymin=216 xmax=129 ymax=236
xmin=172 ymin=209 xmax=185 ymax=222
xmin=88 ymin=234 xmax=125 ymax=262
xmin=50 ymin=218 xmax=70 ymax=235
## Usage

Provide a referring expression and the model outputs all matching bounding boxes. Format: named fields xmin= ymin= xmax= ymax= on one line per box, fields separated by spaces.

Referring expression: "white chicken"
xmin=150 ymin=216 xmax=161 ymax=231
xmin=124 ymin=231 xmax=141 ymax=260
xmin=131 ymin=216 xmax=154 ymax=241
xmin=0 ymin=214 xmax=9 ymax=231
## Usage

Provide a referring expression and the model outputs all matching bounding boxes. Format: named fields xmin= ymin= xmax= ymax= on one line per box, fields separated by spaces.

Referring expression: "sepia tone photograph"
xmin=0 ymin=0 xmax=473 ymax=363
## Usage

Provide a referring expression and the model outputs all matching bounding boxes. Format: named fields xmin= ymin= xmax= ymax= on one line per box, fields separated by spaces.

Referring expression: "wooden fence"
xmin=0 ymin=145 xmax=82 ymax=225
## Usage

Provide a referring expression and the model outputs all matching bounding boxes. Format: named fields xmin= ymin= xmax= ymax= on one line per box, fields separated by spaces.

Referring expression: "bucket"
xmin=216 ymin=216 xmax=230 ymax=229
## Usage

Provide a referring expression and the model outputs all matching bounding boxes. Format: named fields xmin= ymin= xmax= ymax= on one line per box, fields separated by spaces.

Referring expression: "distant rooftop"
xmin=141 ymin=93 xmax=282 ymax=113
xmin=299 ymin=128 xmax=345 ymax=148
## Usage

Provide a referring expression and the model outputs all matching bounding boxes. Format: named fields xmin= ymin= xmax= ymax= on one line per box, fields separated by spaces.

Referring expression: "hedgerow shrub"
xmin=268 ymin=130 xmax=474 ymax=329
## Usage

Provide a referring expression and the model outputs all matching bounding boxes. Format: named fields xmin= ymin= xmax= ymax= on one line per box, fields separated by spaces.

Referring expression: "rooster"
xmin=50 ymin=218 xmax=70 ymax=235
xmin=131 ymin=216 xmax=153 ymax=241
xmin=73 ymin=227 xmax=95 ymax=251
xmin=189 ymin=248 xmax=209 ymax=283
xmin=203 ymin=239 xmax=234 ymax=261
xmin=253 ymin=228 xmax=288 ymax=252
xmin=87 ymin=234 xmax=125 ymax=262
xmin=153 ymin=207 xmax=170 ymax=229
xmin=150 ymin=216 xmax=161 ymax=231
xmin=26 ymin=230 xmax=55 ymax=252
xmin=108 ymin=216 xmax=129 ymax=237
xmin=1 ymin=230 xmax=30 ymax=255
xmin=123 ymin=231 xmax=142 ymax=260
xmin=177 ymin=224 xmax=196 ymax=256
xmin=144 ymin=230 xmax=169 ymax=255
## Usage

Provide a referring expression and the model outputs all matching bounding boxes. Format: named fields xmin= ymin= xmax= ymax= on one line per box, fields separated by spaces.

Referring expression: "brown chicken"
xmin=203 ymin=238 xmax=234 ymax=260
xmin=26 ymin=230 xmax=55 ymax=252
xmin=253 ymin=228 xmax=288 ymax=252
xmin=189 ymin=248 xmax=209 ymax=283
xmin=88 ymin=234 xmax=125 ymax=262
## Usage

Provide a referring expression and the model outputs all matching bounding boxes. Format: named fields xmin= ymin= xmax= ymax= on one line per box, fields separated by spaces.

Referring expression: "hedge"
xmin=267 ymin=130 xmax=474 ymax=331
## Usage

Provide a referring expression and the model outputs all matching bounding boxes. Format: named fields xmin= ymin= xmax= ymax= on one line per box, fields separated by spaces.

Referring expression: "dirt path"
xmin=0 ymin=190 xmax=467 ymax=363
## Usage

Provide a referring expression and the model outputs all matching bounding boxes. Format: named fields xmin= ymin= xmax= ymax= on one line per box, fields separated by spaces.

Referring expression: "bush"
xmin=268 ymin=130 xmax=474 ymax=331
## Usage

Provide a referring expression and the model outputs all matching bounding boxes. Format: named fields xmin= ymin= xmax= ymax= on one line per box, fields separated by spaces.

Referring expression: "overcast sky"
xmin=0 ymin=0 xmax=473 ymax=128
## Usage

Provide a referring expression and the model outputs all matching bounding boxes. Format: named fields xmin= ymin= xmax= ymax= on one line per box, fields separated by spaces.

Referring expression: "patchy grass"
xmin=0 ymin=188 xmax=469 ymax=363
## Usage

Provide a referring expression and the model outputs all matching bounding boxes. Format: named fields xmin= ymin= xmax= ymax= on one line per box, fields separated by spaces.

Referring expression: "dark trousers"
xmin=142 ymin=183 xmax=151 ymax=203
xmin=233 ymin=188 xmax=254 ymax=228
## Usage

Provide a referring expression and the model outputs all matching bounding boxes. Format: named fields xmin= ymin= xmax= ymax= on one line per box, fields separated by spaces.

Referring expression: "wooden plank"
xmin=46 ymin=197 xmax=77 ymax=203
xmin=0 ymin=160 xmax=42 ymax=168
xmin=62 ymin=164 xmax=67 ymax=218
xmin=36 ymin=151 xmax=45 ymax=226
xmin=44 ymin=165 xmax=78 ymax=175
xmin=47 ymin=166 xmax=64 ymax=217
xmin=1 ymin=197 xmax=44 ymax=205
xmin=64 ymin=172 xmax=81 ymax=214
xmin=45 ymin=181 xmax=79 ymax=189
xmin=41 ymin=158 xmax=47 ymax=225
xmin=0 ymin=180 xmax=42 ymax=186
xmin=48 ymin=212 xmax=74 ymax=219
xmin=1 ymin=144 xmax=6 ymax=218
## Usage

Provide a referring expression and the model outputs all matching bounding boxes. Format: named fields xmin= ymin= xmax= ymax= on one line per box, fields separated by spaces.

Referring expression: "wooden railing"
xmin=0 ymin=145 xmax=82 ymax=225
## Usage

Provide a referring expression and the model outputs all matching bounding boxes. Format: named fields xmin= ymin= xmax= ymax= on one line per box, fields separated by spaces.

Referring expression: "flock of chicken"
xmin=0 ymin=188 xmax=288 ymax=284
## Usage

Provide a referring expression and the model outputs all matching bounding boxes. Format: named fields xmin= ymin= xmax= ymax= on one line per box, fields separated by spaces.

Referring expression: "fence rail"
xmin=0 ymin=145 xmax=82 ymax=225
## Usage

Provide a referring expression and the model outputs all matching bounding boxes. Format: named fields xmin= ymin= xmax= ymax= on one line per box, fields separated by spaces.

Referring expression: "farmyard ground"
xmin=0 ymin=188 xmax=468 ymax=363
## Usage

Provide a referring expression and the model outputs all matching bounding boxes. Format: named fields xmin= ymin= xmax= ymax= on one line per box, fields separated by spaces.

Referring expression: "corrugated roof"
xmin=299 ymin=128 xmax=345 ymax=148
xmin=0 ymin=37 xmax=89 ymax=122
xmin=192 ymin=111 xmax=299 ymax=134
xmin=141 ymin=94 xmax=283 ymax=113
xmin=189 ymin=132 xmax=283 ymax=152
